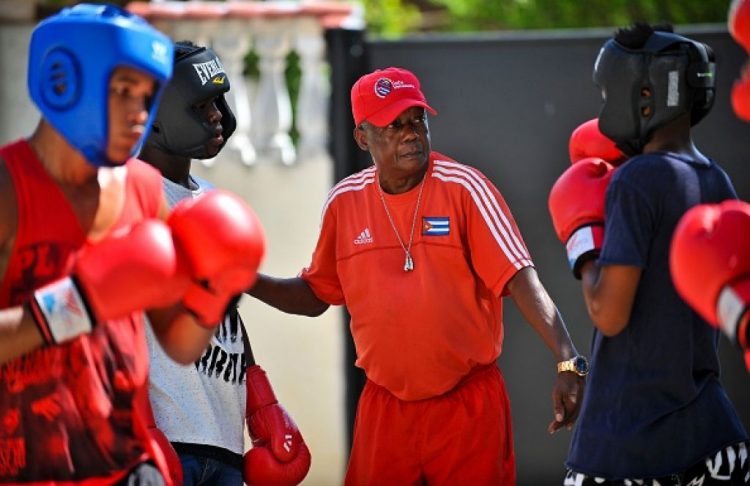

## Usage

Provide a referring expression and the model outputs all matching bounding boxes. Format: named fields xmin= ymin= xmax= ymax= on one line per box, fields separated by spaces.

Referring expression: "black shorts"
xmin=564 ymin=441 xmax=750 ymax=485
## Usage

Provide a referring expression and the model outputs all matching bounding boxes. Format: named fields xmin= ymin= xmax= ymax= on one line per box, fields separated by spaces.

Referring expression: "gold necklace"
xmin=377 ymin=174 xmax=426 ymax=272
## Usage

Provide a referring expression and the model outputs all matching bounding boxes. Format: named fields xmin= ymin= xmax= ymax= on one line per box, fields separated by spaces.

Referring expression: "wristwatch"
xmin=557 ymin=355 xmax=589 ymax=377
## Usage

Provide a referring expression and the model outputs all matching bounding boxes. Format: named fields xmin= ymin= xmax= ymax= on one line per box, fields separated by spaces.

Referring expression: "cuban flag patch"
xmin=422 ymin=216 xmax=450 ymax=236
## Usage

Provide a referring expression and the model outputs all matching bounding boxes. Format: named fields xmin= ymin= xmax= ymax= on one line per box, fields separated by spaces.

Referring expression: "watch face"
xmin=574 ymin=356 xmax=589 ymax=375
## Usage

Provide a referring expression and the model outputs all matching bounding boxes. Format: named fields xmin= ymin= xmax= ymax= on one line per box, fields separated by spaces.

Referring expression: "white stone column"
xmin=295 ymin=17 xmax=331 ymax=164
xmin=251 ymin=20 xmax=296 ymax=166
xmin=211 ymin=21 xmax=257 ymax=167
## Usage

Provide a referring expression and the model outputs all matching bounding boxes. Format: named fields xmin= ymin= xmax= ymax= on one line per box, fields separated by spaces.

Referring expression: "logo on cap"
xmin=374 ymin=78 xmax=393 ymax=98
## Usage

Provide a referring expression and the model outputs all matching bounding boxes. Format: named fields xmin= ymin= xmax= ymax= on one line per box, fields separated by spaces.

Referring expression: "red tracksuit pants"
xmin=345 ymin=364 xmax=516 ymax=486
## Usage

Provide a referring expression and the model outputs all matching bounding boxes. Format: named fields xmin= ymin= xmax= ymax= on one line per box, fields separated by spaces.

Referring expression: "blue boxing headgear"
xmin=145 ymin=43 xmax=236 ymax=159
xmin=593 ymin=28 xmax=716 ymax=156
xmin=27 ymin=3 xmax=173 ymax=167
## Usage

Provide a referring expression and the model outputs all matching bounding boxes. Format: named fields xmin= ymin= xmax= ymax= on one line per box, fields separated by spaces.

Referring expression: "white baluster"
xmin=252 ymin=21 xmax=296 ymax=166
xmin=211 ymin=21 xmax=257 ymax=167
xmin=294 ymin=17 xmax=330 ymax=164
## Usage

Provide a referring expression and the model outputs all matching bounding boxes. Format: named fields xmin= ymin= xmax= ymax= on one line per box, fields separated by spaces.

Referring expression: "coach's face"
xmin=354 ymin=106 xmax=431 ymax=184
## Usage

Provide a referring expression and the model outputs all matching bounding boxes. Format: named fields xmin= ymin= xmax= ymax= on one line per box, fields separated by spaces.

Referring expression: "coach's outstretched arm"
xmin=248 ymin=275 xmax=330 ymax=317
xmin=507 ymin=267 xmax=585 ymax=434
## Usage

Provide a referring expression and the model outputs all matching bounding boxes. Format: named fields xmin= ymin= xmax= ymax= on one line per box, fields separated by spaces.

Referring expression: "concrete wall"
xmin=365 ymin=26 xmax=750 ymax=485
xmin=0 ymin=24 xmax=37 ymax=142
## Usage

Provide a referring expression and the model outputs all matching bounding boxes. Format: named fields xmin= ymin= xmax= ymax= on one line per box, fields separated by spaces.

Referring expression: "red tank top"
xmin=0 ymin=140 xmax=163 ymax=483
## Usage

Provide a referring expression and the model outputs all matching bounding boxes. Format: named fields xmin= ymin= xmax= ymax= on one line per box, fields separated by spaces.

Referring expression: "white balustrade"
xmin=295 ymin=17 xmax=330 ymax=162
xmin=213 ymin=19 xmax=257 ymax=166
xmin=127 ymin=0 xmax=362 ymax=167
xmin=252 ymin=19 xmax=296 ymax=165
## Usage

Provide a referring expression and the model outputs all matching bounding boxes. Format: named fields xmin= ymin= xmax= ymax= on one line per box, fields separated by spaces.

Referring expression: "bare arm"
xmin=0 ymin=304 xmax=215 ymax=367
xmin=247 ymin=274 xmax=329 ymax=317
xmin=0 ymin=159 xmax=44 ymax=364
xmin=579 ymin=260 xmax=641 ymax=337
xmin=147 ymin=306 xmax=216 ymax=365
xmin=156 ymin=195 xmax=170 ymax=221
xmin=0 ymin=172 xmax=213 ymax=366
xmin=507 ymin=266 xmax=585 ymax=433
xmin=0 ymin=307 xmax=45 ymax=365
xmin=144 ymin=195 xmax=219 ymax=365
xmin=508 ymin=267 xmax=579 ymax=361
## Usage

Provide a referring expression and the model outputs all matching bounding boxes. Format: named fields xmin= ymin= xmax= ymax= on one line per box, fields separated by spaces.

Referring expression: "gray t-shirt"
xmin=147 ymin=174 xmax=249 ymax=457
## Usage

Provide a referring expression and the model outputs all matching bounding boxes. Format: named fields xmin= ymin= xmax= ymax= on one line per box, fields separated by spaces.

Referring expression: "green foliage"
xmin=361 ymin=0 xmax=422 ymax=38
xmin=366 ymin=0 xmax=731 ymax=36
xmin=286 ymin=50 xmax=301 ymax=146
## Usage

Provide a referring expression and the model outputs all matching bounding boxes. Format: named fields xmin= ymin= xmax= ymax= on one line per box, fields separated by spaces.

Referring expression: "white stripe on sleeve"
xmin=433 ymin=160 xmax=532 ymax=268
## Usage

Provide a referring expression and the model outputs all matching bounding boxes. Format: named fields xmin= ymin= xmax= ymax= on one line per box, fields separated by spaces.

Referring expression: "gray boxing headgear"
xmin=593 ymin=30 xmax=715 ymax=156
xmin=146 ymin=45 xmax=236 ymax=159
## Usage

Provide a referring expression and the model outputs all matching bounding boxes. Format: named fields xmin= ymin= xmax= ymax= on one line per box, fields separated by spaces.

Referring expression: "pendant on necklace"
xmin=404 ymin=253 xmax=414 ymax=272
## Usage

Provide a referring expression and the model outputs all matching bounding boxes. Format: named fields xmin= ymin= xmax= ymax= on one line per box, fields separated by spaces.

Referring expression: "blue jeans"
xmin=180 ymin=453 xmax=243 ymax=486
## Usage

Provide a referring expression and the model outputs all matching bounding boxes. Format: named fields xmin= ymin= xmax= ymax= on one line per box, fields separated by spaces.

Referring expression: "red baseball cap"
xmin=351 ymin=67 xmax=437 ymax=127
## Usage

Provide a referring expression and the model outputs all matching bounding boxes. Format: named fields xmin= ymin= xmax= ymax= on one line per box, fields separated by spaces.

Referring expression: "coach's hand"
xmin=548 ymin=370 xmax=584 ymax=434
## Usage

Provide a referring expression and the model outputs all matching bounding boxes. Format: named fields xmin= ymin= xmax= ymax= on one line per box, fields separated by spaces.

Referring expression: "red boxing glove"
xmin=730 ymin=0 xmax=750 ymax=121
xmin=730 ymin=0 xmax=750 ymax=53
xmin=670 ymin=201 xmax=750 ymax=357
xmin=568 ymin=118 xmax=627 ymax=166
xmin=30 ymin=220 xmax=189 ymax=344
xmin=134 ymin=385 xmax=183 ymax=486
xmin=548 ymin=157 xmax=615 ymax=278
xmin=169 ymin=189 xmax=266 ymax=326
xmin=244 ymin=365 xmax=311 ymax=486
xmin=733 ymin=72 xmax=750 ymax=122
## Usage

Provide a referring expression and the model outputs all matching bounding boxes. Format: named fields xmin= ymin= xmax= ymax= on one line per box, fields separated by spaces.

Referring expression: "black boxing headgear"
xmin=146 ymin=44 xmax=236 ymax=159
xmin=593 ymin=28 xmax=716 ymax=156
